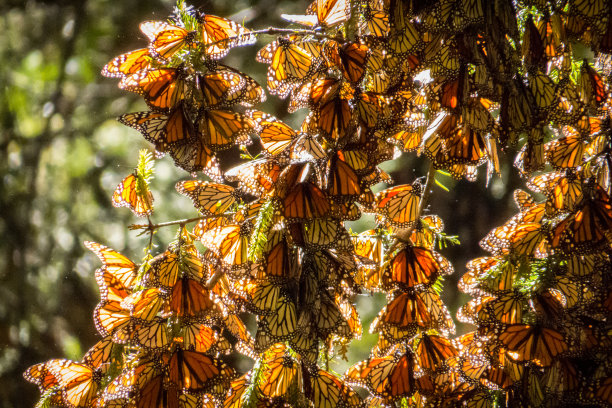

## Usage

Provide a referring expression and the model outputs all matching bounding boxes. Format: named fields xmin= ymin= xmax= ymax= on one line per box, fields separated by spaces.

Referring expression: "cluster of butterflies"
xmin=25 ymin=235 xmax=257 ymax=407
xmin=454 ymin=121 xmax=612 ymax=403
xmin=105 ymin=9 xmax=263 ymax=194
xmin=25 ymin=0 xmax=612 ymax=407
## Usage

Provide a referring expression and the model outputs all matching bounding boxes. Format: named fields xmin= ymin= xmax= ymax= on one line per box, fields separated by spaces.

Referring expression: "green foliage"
xmin=248 ymin=200 xmax=275 ymax=262
xmin=135 ymin=149 xmax=154 ymax=195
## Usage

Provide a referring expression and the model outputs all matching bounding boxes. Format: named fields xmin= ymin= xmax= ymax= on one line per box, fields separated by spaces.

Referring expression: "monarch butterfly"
xmin=513 ymin=189 xmax=536 ymax=212
xmin=290 ymin=132 xmax=327 ymax=162
xmin=462 ymin=292 xmax=525 ymax=326
xmin=362 ymin=3 xmax=389 ymax=37
xmin=169 ymin=136 xmax=222 ymax=180
xmin=486 ymin=357 xmax=521 ymax=390
xmin=580 ymin=59 xmax=607 ymax=108
xmin=499 ymin=324 xmax=568 ymax=367
xmin=566 ymin=253 xmax=599 ymax=277
xmin=119 ymin=67 xmax=188 ymax=111
xmin=198 ymin=109 xmax=255 ymax=151
xmin=500 ymin=80 xmax=536 ymax=135
xmin=324 ymin=151 xmax=361 ymax=200
xmin=337 ymin=294 xmax=362 ymax=338
xmin=238 ymin=278 xmax=283 ymax=315
xmin=283 ymin=182 xmax=331 ymax=220
xmin=432 ymin=65 xmax=469 ymax=110
xmin=199 ymin=224 xmax=250 ymax=271
xmin=24 ymin=359 xmax=101 ymax=408
xmin=462 ymin=99 xmax=495 ymax=133
xmin=290 ymin=323 xmax=319 ymax=365
xmin=256 ymin=295 xmax=297 ymax=347
xmin=345 ymin=346 xmax=417 ymax=402
xmin=373 ymin=291 xmax=432 ymax=332
xmin=100 ymin=355 xmax=159 ymax=405
xmin=289 ymin=218 xmax=353 ymax=250
xmin=425 ymin=111 xmax=489 ymax=166
xmin=281 ymin=0 xmax=350 ymax=29
xmin=532 ymin=289 xmax=565 ymax=323
xmin=257 ymin=230 xmax=296 ymax=280
xmin=505 ymin=222 xmax=549 ymax=257
xmin=527 ymin=171 xmax=583 ymax=212
xmin=223 ymin=313 xmax=255 ymax=353
xmin=429 ymin=42 xmax=460 ymax=78
xmin=416 ymin=333 xmax=458 ymax=373
xmin=381 ymin=245 xmax=444 ymax=291
xmin=169 ymin=276 xmax=217 ymax=317
xmin=320 ymin=96 xmax=354 ymax=143
xmin=94 ymin=285 xmax=132 ymax=337
xmin=122 ymin=288 xmax=165 ymax=321
xmin=199 ymin=69 xmax=265 ymax=108
xmin=81 ymin=336 xmax=122 ymax=375
xmin=139 ymin=20 xmax=196 ymax=61
xmin=101 ymin=48 xmax=152 ymax=78
xmin=166 ymin=349 xmax=235 ymax=394
xmin=452 ymin=390 xmax=494 ymax=408
xmin=529 ymin=71 xmax=558 ymax=112
xmin=557 ymin=275 xmax=590 ymax=309
xmin=543 ymin=358 xmax=580 ymax=395
xmin=551 ymin=81 xmax=584 ymax=126
xmin=388 ymin=1 xmax=423 ymax=56
xmin=324 ymin=41 xmax=369 ymax=83
xmin=478 ymin=259 xmax=516 ymax=296
xmin=247 ymin=110 xmax=296 ymax=156
xmin=225 ymin=158 xmax=282 ymax=195
xmin=545 ymin=131 xmax=587 ymax=170
xmin=224 ymin=374 xmax=258 ymax=408
xmin=181 ymin=322 xmax=231 ymax=354
xmin=458 ymin=0 xmax=485 ymax=25
xmin=389 ymin=121 xmax=427 ymax=152
xmin=310 ymin=248 xmax=357 ymax=286
xmin=312 ymin=291 xmax=353 ymax=339
xmin=354 ymin=91 xmax=385 ymax=130
xmin=480 ymin=202 xmax=546 ymax=255
xmin=145 ymin=246 xmax=204 ymax=287
xmin=454 ymin=331 xmax=488 ymax=383
xmin=596 ymin=376 xmax=612 ymax=405
xmin=112 ymin=172 xmax=154 ymax=217
xmin=303 ymin=368 xmax=362 ymax=408
xmin=353 ymin=230 xmax=384 ymax=290
xmin=257 ymin=343 xmax=301 ymax=399
xmin=258 ymin=37 xmax=315 ymax=98
xmin=522 ymin=15 xmax=546 ymax=69
xmin=538 ymin=13 xmax=564 ymax=59
xmin=552 ymin=185 xmax=612 ymax=253
xmin=458 ymin=294 xmax=493 ymax=325
xmin=176 ymin=180 xmax=238 ymax=216
xmin=373 ymin=183 xmax=422 ymax=229
xmin=85 ymin=241 xmax=138 ymax=289
xmin=198 ymin=13 xmax=254 ymax=59
xmin=599 ymin=15 xmax=612 ymax=52
xmin=458 ymin=256 xmax=500 ymax=296
xmin=118 ymin=103 xmax=196 ymax=154
xmin=122 ymin=317 xmax=171 ymax=350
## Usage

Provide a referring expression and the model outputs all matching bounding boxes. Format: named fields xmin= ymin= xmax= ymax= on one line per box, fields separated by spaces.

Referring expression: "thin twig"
xmin=200 ymin=27 xmax=340 ymax=50
xmin=129 ymin=213 xmax=234 ymax=234
xmin=204 ymin=267 xmax=226 ymax=289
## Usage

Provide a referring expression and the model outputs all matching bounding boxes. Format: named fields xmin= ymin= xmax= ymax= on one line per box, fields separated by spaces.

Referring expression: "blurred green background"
xmin=0 ymin=1 xmax=525 ymax=406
